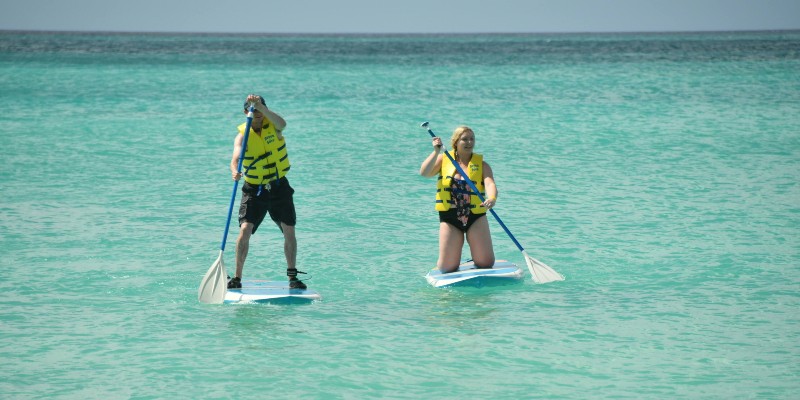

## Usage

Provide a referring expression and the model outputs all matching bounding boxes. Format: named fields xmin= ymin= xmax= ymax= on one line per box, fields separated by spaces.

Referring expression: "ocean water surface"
xmin=1 ymin=31 xmax=799 ymax=398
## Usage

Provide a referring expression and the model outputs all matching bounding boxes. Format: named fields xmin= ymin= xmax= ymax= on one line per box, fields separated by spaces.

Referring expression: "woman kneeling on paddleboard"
xmin=420 ymin=126 xmax=497 ymax=273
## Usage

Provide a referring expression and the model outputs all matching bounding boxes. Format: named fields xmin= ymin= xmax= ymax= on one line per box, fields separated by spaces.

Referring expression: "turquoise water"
xmin=1 ymin=31 xmax=799 ymax=398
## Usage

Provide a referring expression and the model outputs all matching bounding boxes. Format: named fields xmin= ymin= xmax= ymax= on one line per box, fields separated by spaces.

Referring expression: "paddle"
xmin=421 ymin=122 xmax=565 ymax=284
xmin=198 ymin=104 xmax=256 ymax=304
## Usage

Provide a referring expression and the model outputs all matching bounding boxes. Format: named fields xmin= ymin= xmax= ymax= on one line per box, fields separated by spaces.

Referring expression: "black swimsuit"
xmin=438 ymin=178 xmax=486 ymax=233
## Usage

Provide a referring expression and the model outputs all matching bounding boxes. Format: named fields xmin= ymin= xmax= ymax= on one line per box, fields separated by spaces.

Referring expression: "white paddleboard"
xmin=224 ymin=279 xmax=322 ymax=304
xmin=425 ymin=260 xmax=523 ymax=288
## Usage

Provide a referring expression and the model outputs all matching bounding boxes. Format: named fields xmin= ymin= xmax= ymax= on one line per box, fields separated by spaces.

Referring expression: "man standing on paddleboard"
xmin=228 ymin=94 xmax=306 ymax=289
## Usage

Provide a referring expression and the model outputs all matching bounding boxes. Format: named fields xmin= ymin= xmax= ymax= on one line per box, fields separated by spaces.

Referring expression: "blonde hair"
xmin=450 ymin=126 xmax=474 ymax=158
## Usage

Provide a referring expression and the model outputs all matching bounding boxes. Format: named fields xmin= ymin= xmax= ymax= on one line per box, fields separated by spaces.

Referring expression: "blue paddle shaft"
xmin=425 ymin=127 xmax=526 ymax=253
xmin=220 ymin=105 xmax=255 ymax=251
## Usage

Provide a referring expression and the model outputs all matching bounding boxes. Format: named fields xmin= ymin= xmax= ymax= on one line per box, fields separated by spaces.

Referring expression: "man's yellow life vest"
xmin=238 ymin=120 xmax=291 ymax=186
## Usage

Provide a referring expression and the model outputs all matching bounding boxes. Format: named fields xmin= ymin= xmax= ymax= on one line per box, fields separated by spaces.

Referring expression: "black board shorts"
xmin=238 ymin=177 xmax=296 ymax=234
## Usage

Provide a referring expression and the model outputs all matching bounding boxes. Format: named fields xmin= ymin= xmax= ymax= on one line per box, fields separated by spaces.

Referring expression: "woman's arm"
xmin=481 ymin=161 xmax=497 ymax=208
xmin=420 ymin=138 xmax=444 ymax=177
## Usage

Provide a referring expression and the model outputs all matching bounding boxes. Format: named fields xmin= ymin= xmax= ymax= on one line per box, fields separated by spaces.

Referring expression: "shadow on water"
xmin=416 ymin=282 xmax=526 ymax=334
xmin=223 ymin=300 xmax=321 ymax=338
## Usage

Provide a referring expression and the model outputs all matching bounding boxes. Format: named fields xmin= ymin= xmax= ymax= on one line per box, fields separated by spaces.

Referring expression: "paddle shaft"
xmin=424 ymin=127 xmax=526 ymax=253
xmin=219 ymin=105 xmax=255 ymax=252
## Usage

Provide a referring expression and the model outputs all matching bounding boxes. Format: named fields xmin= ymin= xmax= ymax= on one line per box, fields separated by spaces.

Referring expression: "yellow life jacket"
xmin=238 ymin=120 xmax=291 ymax=186
xmin=435 ymin=153 xmax=486 ymax=214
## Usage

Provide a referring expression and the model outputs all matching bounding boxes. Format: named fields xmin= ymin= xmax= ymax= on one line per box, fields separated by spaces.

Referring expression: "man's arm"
xmin=230 ymin=133 xmax=244 ymax=181
xmin=253 ymin=102 xmax=286 ymax=132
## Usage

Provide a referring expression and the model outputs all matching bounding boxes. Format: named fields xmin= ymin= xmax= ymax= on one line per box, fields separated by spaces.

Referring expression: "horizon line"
xmin=2 ymin=28 xmax=799 ymax=36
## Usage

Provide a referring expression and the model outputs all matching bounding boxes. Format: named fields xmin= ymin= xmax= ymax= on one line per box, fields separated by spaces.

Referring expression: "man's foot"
xmin=227 ymin=276 xmax=241 ymax=289
xmin=289 ymin=277 xmax=307 ymax=290
xmin=287 ymin=268 xmax=307 ymax=289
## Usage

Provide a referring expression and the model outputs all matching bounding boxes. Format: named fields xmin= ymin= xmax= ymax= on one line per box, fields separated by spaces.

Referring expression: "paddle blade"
xmin=198 ymin=251 xmax=227 ymax=304
xmin=522 ymin=250 xmax=564 ymax=284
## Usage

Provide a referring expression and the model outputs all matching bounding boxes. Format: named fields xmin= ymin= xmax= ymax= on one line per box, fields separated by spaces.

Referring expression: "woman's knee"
xmin=473 ymin=254 xmax=495 ymax=269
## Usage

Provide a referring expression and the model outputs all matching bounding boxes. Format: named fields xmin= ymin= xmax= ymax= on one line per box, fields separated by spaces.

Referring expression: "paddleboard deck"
xmin=224 ymin=279 xmax=321 ymax=304
xmin=425 ymin=260 xmax=523 ymax=288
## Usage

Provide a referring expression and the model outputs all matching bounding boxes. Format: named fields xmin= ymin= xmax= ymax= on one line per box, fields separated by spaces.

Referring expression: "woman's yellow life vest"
xmin=238 ymin=120 xmax=291 ymax=186
xmin=435 ymin=153 xmax=486 ymax=214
